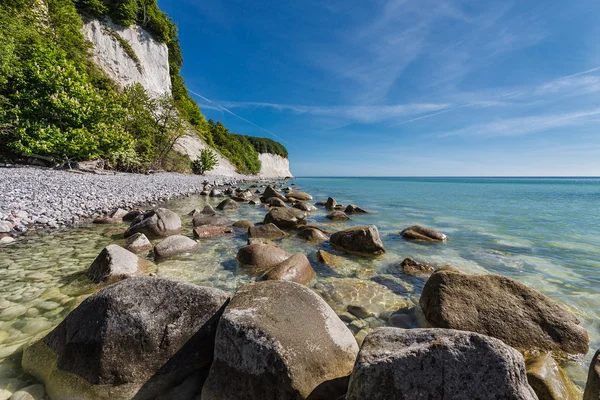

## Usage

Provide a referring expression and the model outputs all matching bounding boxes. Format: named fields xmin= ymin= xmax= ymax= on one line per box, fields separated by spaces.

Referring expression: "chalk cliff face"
xmin=82 ymin=19 xmax=171 ymax=96
xmin=258 ymin=153 xmax=293 ymax=178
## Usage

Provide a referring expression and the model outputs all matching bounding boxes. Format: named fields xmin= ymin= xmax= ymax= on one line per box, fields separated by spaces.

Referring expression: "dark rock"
xmin=154 ymin=235 xmax=200 ymax=258
xmin=87 ymin=244 xmax=153 ymax=284
xmin=216 ymin=199 xmax=239 ymax=211
xmin=420 ymin=269 xmax=589 ymax=354
xmin=325 ymin=197 xmax=337 ymax=211
xmin=330 ymin=225 xmax=385 ymax=256
xmin=248 ymin=223 xmax=287 ymax=240
xmin=262 ymin=186 xmax=286 ymax=202
xmin=201 ymin=281 xmax=359 ymax=400
xmin=399 ymin=257 xmax=435 ymax=276
xmin=236 ymin=243 xmax=292 ymax=273
xmin=264 ymin=207 xmax=308 ymax=229
xmin=124 ymin=208 xmax=182 ymax=239
xmin=262 ymin=254 xmax=316 ymax=285
xmin=124 ymin=232 xmax=152 ymax=254
xmin=315 ymin=201 xmax=327 ymax=207
xmin=401 ymin=225 xmax=448 ymax=242
xmin=326 ymin=211 xmax=350 ymax=221
xmin=23 ymin=277 xmax=229 ymax=400
xmin=297 ymin=227 xmax=329 ymax=242
xmin=233 ymin=220 xmax=254 ymax=229
xmin=122 ymin=210 xmax=143 ymax=222
xmin=526 ymin=352 xmax=579 ymax=400
xmin=346 ymin=328 xmax=537 ymax=400
xmin=347 ymin=305 xmax=371 ymax=319
xmin=193 ymin=226 xmax=234 ymax=239
xmin=585 ymin=349 xmax=600 ymax=400
xmin=192 ymin=214 xmax=233 ymax=228
xmin=344 ymin=205 xmax=368 ymax=214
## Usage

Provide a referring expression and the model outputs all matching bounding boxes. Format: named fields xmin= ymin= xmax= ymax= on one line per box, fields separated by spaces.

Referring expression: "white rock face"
xmin=82 ymin=19 xmax=171 ymax=96
xmin=258 ymin=153 xmax=292 ymax=178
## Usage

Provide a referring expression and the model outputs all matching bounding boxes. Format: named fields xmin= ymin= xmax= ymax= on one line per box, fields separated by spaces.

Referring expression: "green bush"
xmin=192 ymin=148 xmax=218 ymax=175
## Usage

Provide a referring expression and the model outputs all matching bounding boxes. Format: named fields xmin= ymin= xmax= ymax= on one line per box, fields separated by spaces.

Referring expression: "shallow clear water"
xmin=0 ymin=177 xmax=599 ymax=391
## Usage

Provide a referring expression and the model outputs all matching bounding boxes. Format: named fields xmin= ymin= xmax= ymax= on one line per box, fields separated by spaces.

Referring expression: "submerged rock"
xmin=346 ymin=328 xmax=537 ymax=400
xmin=401 ymin=225 xmax=448 ymax=242
xmin=584 ymin=349 xmax=600 ymax=400
xmin=420 ymin=268 xmax=589 ymax=354
xmin=23 ymin=277 xmax=229 ymax=400
xmin=264 ymin=207 xmax=307 ymax=229
xmin=326 ymin=211 xmax=351 ymax=221
xmin=87 ymin=244 xmax=153 ymax=284
xmin=216 ymin=199 xmax=239 ymax=211
xmin=193 ymin=225 xmax=233 ymax=239
xmin=248 ymin=223 xmax=286 ymax=240
xmin=526 ymin=352 xmax=579 ymax=400
xmin=316 ymin=249 xmax=340 ymax=266
xmin=262 ymin=254 xmax=316 ymax=285
xmin=201 ymin=281 xmax=359 ymax=400
xmin=124 ymin=208 xmax=182 ymax=238
xmin=344 ymin=205 xmax=368 ymax=214
xmin=330 ymin=225 xmax=385 ymax=255
xmin=399 ymin=257 xmax=435 ymax=276
xmin=154 ymin=235 xmax=200 ymax=258
xmin=124 ymin=232 xmax=152 ymax=254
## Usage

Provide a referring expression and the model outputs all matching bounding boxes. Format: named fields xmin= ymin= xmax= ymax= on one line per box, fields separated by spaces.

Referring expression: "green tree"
xmin=192 ymin=148 xmax=218 ymax=175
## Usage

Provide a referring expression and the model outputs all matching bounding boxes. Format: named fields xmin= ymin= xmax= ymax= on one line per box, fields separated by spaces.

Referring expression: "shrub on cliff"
xmin=192 ymin=148 xmax=219 ymax=175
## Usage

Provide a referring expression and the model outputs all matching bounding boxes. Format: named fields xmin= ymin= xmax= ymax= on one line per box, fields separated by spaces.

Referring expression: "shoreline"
xmin=0 ymin=166 xmax=287 ymax=240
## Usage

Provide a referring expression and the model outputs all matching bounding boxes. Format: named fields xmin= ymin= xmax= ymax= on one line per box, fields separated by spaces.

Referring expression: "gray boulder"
xmin=124 ymin=208 xmax=182 ymax=238
xmin=236 ymin=243 xmax=292 ymax=273
xmin=124 ymin=232 xmax=152 ymax=254
xmin=87 ymin=244 xmax=153 ymax=284
xmin=584 ymin=349 xmax=600 ymax=400
xmin=248 ymin=223 xmax=286 ymax=240
xmin=154 ymin=235 xmax=200 ymax=258
xmin=23 ymin=277 xmax=229 ymax=400
xmin=262 ymin=254 xmax=316 ymax=285
xmin=401 ymin=225 xmax=448 ymax=242
xmin=330 ymin=225 xmax=385 ymax=255
xmin=216 ymin=199 xmax=239 ymax=211
xmin=420 ymin=269 xmax=589 ymax=354
xmin=201 ymin=281 xmax=359 ymax=400
xmin=264 ymin=207 xmax=307 ymax=229
xmin=346 ymin=328 xmax=537 ymax=400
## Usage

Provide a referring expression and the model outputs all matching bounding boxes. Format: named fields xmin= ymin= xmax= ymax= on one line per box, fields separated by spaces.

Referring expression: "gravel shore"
xmin=0 ymin=166 xmax=259 ymax=237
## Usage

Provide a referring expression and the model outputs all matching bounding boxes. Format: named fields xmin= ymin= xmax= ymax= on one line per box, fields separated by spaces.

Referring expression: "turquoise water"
xmin=0 ymin=176 xmax=599 ymax=392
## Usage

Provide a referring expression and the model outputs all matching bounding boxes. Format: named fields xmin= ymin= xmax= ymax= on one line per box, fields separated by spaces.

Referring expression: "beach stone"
xmin=344 ymin=205 xmax=368 ymax=214
xmin=154 ymin=235 xmax=200 ymax=258
xmin=420 ymin=268 xmax=589 ymax=354
xmin=110 ymin=208 xmax=128 ymax=220
xmin=262 ymin=254 xmax=316 ymax=285
xmin=200 ymin=205 xmax=217 ymax=216
xmin=286 ymin=191 xmax=313 ymax=201
xmin=346 ymin=328 xmax=537 ymax=400
xmin=248 ymin=223 xmax=286 ymax=240
xmin=192 ymin=214 xmax=233 ymax=228
xmin=23 ymin=277 xmax=229 ymax=400
xmin=124 ymin=208 xmax=182 ymax=238
xmin=262 ymin=186 xmax=286 ymax=202
xmin=293 ymin=201 xmax=317 ymax=212
xmin=325 ymin=197 xmax=337 ymax=211
xmin=87 ymin=244 xmax=153 ymax=284
xmin=124 ymin=232 xmax=152 ymax=254
xmin=399 ymin=257 xmax=435 ymax=276
xmin=9 ymin=384 xmax=45 ymax=400
xmin=584 ymin=349 xmax=600 ymax=400
xmin=201 ymin=280 xmax=359 ymax=400
xmin=0 ymin=222 xmax=11 ymax=233
xmin=330 ymin=225 xmax=385 ymax=255
xmin=216 ymin=199 xmax=239 ymax=211
xmin=236 ymin=244 xmax=292 ymax=273
xmin=266 ymin=197 xmax=287 ymax=207
xmin=297 ymin=227 xmax=329 ymax=242
xmin=401 ymin=225 xmax=448 ymax=242
xmin=0 ymin=378 xmax=25 ymax=400
xmin=526 ymin=352 xmax=579 ymax=400
xmin=326 ymin=211 xmax=350 ymax=221
xmin=233 ymin=220 xmax=254 ymax=229
xmin=193 ymin=225 xmax=233 ymax=239
xmin=264 ymin=207 xmax=307 ymax=229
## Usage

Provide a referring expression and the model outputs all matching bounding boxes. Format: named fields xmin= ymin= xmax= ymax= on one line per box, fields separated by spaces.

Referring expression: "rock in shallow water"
xmin=526 ymin=352 xmax=579 ymax=400
xmin=124 ymin=232 xmax=152 ymax=253
xmin=262 ymin=253 xmax=316 ymax=285
xmin=420 ymin=268 xmax=589 ymax=354
xmin=22 ymin=277 xmax=229 ymax=400
xmin=330 ymin=225 xmax=385 ymax=255
xmin=86 ymin=244 xmax=153 ymax=284
xmin=154 ymin=235 xmax=200 ymax=258
xmin=401 ymin=225 xmax=448 ymax=242
xmin=346 ymin=328 xmax=537 ymax=400
xmin=236 ymin=243 xmax=292 ymax=273
xmin=264 ymin=207 xmax=307 ymax=229
xmin=201 ymin=280 xmax=359 ymax=400
xmin=124 ymin=208 xmax=182 ymax=238
xmin=248 ymin=223 xmax=286 ymax=240
xmin=584 ymin=349 xmax=600 ymax=400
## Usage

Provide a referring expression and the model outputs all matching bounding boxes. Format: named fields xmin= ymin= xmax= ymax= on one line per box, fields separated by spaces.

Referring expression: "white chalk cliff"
xmin=82 ymin=19 xmax=292 ymax=178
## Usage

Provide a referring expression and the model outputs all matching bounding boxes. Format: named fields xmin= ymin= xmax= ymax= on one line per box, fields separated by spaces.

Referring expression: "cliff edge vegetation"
xmin=0 ymin=0 xmax=287 ymax=175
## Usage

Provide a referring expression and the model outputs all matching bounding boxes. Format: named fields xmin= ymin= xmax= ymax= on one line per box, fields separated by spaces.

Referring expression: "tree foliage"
xmin=192 ymin=148 xmax=218 ymax=175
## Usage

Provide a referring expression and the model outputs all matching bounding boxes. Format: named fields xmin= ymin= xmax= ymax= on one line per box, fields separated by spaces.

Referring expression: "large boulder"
xmin=286 ymin=192 xmax=312 ymax=201
xmin=236 ymin=243 xmax=292 ymax=273
xmin=87 ymin=244 xmax=153 ymax=284
xmin=526 ymin=353 xmax=579 ymax=400
xmin=584 ymin=349 xmax=600 ymax=400
xmin=124 ymin=208 xmax=182 ymax=238
xmin=22 ymin=277 xmax=229 ymax=400
xmin=192 ymin=214 xmax=233 ymax=228
xmin=330 ymin=225 xmax=385 ymax=255
xmin=346 ymin=328 xmax=537 ymax=400
xmin=248 ymin=223 xmax=286 ymax=240
xmin=154 ymin=235 xmax=200 ymax=258
xmin=216 ymin=199 xmax=239 ymax=211
xmin=401 ymin=225 xmax=448 ymax=242
xmin=201 ymin=281 xmax=359 ymax=400
xmin=262 ymin=254 xmax=316 ymax=285
xmin=420 ymin=269 xmax=589 ymax=354
xmin=264 ymin=207 xmax=307 ymax=229
xmin=124 ymin=232 xmax=152 ymax=254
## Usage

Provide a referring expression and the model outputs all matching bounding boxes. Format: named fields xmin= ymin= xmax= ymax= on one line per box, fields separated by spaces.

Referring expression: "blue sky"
xmin=158 ymin=0 xmax=600 ymax=176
